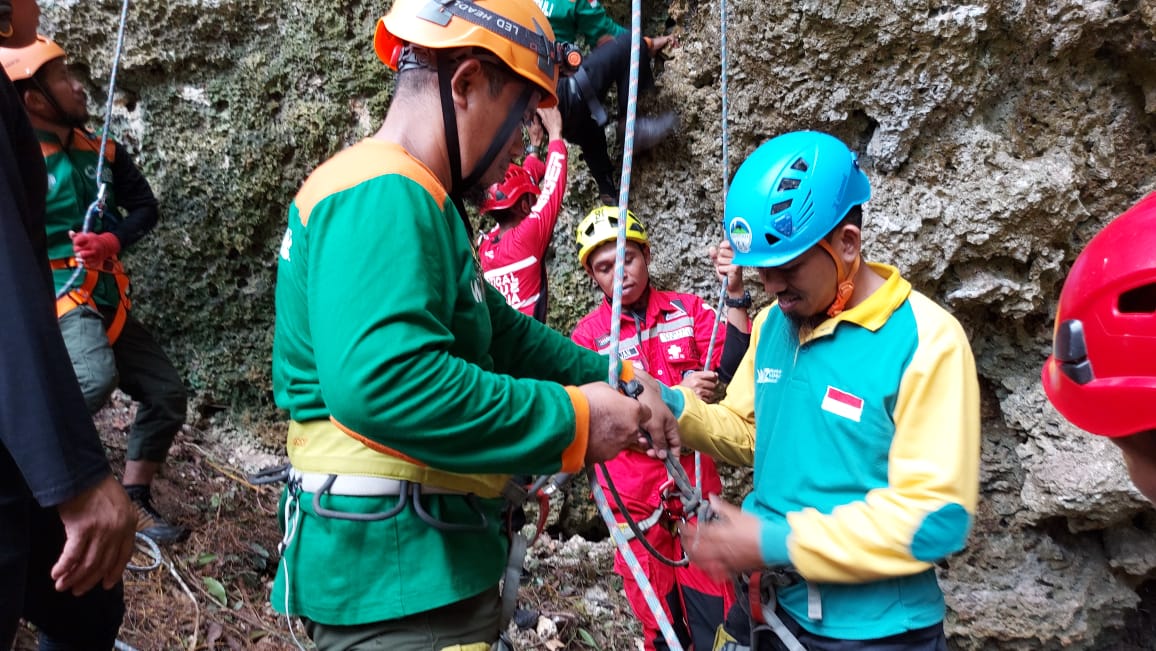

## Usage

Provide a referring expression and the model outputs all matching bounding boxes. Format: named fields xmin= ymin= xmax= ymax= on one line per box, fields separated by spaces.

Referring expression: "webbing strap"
xmin=745 ymin=572 xmax=807 ymax=651
xmin=417 ymin=0 xmax=563 ymax=76
xmin=499 ymin=532 xmax=527 ymax=632
xmin=50 ymin=257 xmax=131 ymax=345
xmin=569 ymin=69 xmax=608 ymax=127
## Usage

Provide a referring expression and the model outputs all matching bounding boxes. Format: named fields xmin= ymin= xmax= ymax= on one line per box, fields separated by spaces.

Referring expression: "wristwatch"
xmin=524 ymin=144 xmax=542 ymax=157
xmin=724 ymin=290 xmax=752 ymax=308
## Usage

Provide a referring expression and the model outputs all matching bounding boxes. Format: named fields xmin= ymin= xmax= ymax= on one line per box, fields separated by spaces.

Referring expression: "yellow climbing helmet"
xmin=374 ymin=0 xmax=561 ymax=107
xmin=576 ymin=206 xmax=649 ymax=267
xmin=0 ymin=34 xmax=65 ymax=82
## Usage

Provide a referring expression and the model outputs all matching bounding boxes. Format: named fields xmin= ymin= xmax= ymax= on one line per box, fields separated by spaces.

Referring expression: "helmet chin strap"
xmin=31 ymin=77 xmax=85 ymax=130
xmin=817 ymin=238 xmax=859 ymax=317
xmin=436 ymin=55 xmax=533 ymax=239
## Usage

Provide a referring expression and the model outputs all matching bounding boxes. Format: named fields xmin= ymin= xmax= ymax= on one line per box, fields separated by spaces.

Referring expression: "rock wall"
xmin=40 ymin=0 xmax=1156 ymax=647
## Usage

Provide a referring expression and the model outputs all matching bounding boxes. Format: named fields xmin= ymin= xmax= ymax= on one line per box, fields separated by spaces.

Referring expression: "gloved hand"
xmin=70 ymin=231 xmax=121 ymax=267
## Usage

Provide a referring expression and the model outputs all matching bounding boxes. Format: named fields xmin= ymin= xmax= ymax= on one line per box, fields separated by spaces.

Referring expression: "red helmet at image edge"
xmin=1041 ymin=192 xmax=1156 ymax=437
xmin=481 ymin=164 xmax=539 ymax=214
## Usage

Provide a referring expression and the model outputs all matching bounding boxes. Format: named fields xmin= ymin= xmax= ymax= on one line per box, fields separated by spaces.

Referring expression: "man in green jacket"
xmin=2 ymin=33 xmax=189 ymax=545
xmin=270 ymin=1 xmax=680 ymax=649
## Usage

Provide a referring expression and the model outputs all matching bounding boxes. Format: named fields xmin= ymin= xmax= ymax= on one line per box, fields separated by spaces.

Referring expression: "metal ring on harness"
xmin=309 ymin=474 xmax=409 ymax=523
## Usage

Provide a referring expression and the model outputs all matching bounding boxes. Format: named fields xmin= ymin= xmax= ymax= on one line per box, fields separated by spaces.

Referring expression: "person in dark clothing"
xmin=537 ymin=0 xmax=678 ymax=204
xmin=0 ymin=0 xmax=136 ymax=648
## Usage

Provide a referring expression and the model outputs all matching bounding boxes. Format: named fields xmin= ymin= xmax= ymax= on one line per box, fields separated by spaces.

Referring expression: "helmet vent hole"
xmin=1119 ymin=283 xmax=1156 ymax=314
xmin=765 ymin=233 xmax=781 ymax=246
xmin=790 ymin=158 xmax=808 ymax=172
xmin=771 ymin=200 xmax=792 ymax=215
xmin=778 ymin=178 xmax=801 ymax=191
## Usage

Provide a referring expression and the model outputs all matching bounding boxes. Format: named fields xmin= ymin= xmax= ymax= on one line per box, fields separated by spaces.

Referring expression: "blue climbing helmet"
xmin=724 ymin=131 xmax=871 ymax=268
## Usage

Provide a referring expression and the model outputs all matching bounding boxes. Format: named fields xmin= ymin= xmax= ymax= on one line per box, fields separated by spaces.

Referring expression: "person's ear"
xmin=835 ymin=224 xmax=861 ymax=266
xmin=449 ymin=57 xmax=484 ymax=110
xmin=22 ymin=86 xmax=48 ymax=114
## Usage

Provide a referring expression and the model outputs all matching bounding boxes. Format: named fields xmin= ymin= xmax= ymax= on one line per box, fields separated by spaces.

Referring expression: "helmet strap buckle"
xmin=817 ymin=238 xmax=859 ymax=317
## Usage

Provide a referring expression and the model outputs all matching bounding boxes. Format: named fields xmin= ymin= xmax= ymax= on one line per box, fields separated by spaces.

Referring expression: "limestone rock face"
xmin=41 ymin=0 xmax=1156 ymax=647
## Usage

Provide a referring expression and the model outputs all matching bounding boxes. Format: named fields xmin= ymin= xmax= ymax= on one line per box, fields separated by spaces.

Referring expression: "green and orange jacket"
xmin=660 ymin=264 xmax=981 ymax=640
xmin=39 ymin=127 xmax=158 ymax=306
xmin=270 ymin=138 xmax=615 ymax=625
xmin=535 ymin=0 xmax=625 ymax=47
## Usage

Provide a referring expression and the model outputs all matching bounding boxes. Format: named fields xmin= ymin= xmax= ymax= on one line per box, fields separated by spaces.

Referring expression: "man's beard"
xmin=784 ymin=309 xmax=826 ymax=342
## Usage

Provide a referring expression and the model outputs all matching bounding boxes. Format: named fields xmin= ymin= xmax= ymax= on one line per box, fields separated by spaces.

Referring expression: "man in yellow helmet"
xmin=571 ymin=206 xmax=738 ymax=651
xmin=270 ymin=1 xmax=681 ymax=649
xmin=1 ymin=1 xmax=136 ymax=648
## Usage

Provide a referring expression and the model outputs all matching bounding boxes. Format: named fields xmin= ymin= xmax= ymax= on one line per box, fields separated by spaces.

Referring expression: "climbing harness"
xmin=50 ymin=255 xmax=132 ymax=344
xmin=55 ymin=0 xmax=132 ymax=300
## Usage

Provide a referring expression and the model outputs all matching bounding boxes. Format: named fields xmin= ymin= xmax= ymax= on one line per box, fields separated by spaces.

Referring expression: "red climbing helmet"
xmin=481 ymin=164 xmax=539 ymax=214
xmin=1042 ymin=192 xmax=1156 ymax=438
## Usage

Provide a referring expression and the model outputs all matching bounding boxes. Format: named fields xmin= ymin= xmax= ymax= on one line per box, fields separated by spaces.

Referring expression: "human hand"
xmin=527 ymin=112 xmax=546 ymax=148
xmin=70 ymin=231 xmax=121 ymax=268
xmin=580 ymin=381 xmax=651 ymax=465
xmin=679 ymin=496 xmax=765 ymax=582
xmin=647 ymin=33 xmax=678 ymax=57
xmin=629 ymin=369 xmax=681 ymax=459
xmin=709 ymin=240 xmax=743 ymax=295
xmin=680 ymin=370 xmax=719 ymax=402
xmin=52 ymin=475 xmax=137 ymax=595
xmin=536 ymin=106 xmax=563 ymax=141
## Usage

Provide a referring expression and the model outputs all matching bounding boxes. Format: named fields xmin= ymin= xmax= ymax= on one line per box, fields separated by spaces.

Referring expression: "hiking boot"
xmin=125 ymin=484 xmax=189 ymax=545
xmin=620 ymin=111 xmax=679 ymax=153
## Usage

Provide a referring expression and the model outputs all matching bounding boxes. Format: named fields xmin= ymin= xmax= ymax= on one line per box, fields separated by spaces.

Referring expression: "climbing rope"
xmin=56 ymin=0 xmax=132 ymax=300
xmin=590 ymin=0 xmax=684 ymax=648
xmin=700 ymin=0 xmax=733 ymax=491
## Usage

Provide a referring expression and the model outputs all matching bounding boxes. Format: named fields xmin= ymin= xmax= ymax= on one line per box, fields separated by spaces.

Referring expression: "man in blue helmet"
xmin=634 ymin=130 xmax=981 ymax=650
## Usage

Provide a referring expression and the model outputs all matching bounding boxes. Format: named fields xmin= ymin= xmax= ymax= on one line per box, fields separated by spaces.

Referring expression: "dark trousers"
xmin=59 ymin=306 xmax=187 ymax=463
xmin=557 ymin=32 xmax=657 ymax=197
xmin=0 ymin=448 xmax=125 ymax=650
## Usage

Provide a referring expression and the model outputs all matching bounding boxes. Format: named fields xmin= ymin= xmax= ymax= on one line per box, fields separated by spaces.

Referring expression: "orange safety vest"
xmin=50 ymin=256 xmax=132 ymax=344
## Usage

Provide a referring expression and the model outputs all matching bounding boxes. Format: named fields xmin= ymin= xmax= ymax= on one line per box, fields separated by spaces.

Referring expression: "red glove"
xmin=70 ymin=231 xmax=121 ymax=267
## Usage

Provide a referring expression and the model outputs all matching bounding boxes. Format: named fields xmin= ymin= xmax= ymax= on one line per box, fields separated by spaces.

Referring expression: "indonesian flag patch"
xmin=821 ymin=386 xmax=864 ymax=422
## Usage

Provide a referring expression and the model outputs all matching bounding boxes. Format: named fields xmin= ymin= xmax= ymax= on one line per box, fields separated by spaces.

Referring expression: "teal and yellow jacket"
xmin=271 ymin=139 xmax=615 ymax=625
xmin=660 ymin=264 xmax=980 ymax=640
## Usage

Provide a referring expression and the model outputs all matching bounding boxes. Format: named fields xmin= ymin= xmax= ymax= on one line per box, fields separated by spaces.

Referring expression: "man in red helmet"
xmin=1042 ymin=192 xmax=1156 ymax=502
xmin=270 ymin=0 xmax=680 ymax=648
xmin=1 ymin=0 xmax=136 ymax=648
xmin=478 ymin=105 xmax=568 ymax=322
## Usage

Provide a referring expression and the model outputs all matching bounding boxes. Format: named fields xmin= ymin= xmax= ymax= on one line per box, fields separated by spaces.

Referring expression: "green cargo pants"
xmin=58 ymin=305 xmax=187 ymax=462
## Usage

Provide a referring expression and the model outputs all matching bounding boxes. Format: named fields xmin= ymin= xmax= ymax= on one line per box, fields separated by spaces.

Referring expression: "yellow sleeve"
xmin=666 ymin=308 xmax=772 ymax=467
xmin=783 ymin=295 xmax=981 ymax=582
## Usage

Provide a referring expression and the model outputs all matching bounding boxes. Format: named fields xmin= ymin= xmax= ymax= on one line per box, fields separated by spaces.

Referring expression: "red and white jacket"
xmin=477 ymin=139 xmax=567 ymax=321
xmin=571 ymin=288 xmax=726 ymax=517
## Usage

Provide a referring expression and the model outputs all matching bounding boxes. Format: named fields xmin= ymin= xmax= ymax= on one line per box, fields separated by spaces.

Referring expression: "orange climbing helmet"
xmin=0 ymin=34 xmax=65 ymax=82
xmin=481 ymin=164 xmax=539 ymax=214
xmin=374 ymin=0 xmax=561 ymax=107
xmin=1042 ymin=192 xmax=1156 ymax=438
xmin=576 ymin=206 xmax=649 ymax=267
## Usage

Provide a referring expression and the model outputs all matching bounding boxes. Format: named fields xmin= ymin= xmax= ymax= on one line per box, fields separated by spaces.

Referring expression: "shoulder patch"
xmin=294 ymin=140 xmax=447 ymax=226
